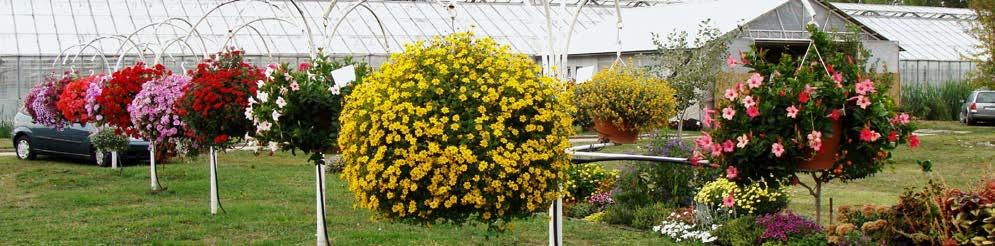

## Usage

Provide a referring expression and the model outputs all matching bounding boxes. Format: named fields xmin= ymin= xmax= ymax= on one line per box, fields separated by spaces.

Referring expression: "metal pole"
xmin=210 ymin=147 xmax=219 ymax=214
xmin=150 ymin=140 xmax=159 ymax=191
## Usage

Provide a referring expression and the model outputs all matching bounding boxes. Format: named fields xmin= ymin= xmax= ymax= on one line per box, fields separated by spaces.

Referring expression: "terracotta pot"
xmin=798 ymin=120 xmax=843 ymax=171
xmin=594 ymin=120 xmax=639 ymax=144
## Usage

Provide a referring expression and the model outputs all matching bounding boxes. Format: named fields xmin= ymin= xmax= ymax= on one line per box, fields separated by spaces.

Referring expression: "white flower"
xmin=244 ymin=106 xmax=254 ymax=120
xmin=268 ymin=142 xmax=278 ymax=152
xmin=283 ymin=72 xmax=292 ymax=81
xmin=271 ymin=110 xmax=281 ymax=121
xmin=329 ymin=85 xmax=341 ymax=95
xmin=276 ymin=97 xmax=287 ymax=108
xmin=257 ymin=79 xmax=265 ymax=89
xmin=265 ymin=67 xmax=275 ymax=78
xmin=257 ymin=121 xmax=272 ymax=133
xmin=257 ymin=91 xmax=269 ymax=103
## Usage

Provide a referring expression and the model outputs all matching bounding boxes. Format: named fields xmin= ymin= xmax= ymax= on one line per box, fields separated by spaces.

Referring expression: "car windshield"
xmin=978 ymin=92 xmax=995 ymax=103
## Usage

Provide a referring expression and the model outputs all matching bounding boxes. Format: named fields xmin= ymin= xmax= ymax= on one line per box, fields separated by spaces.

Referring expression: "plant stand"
xmin=209 ymin=147 xmax=220 ymax=214
xmin=315 ymin=154 xmax=329 ymax=246
xmin=111 ymin=151 xmax=119 ymax=169
xmin=150 ymin=141 xmax=160 ymax=191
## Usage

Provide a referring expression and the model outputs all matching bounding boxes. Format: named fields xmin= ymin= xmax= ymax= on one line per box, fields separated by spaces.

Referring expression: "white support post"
xmin=150 ymin=141 xmax=159 ymax=191
xmin=548 ymin=192 xmax=563 ymax=246
xmin=111 ymin=151 xmax=119 ymax=169
xmin=210 ymin=147 xmax=219 ymax=215
xmin=316 ymin=157 xmax=328 ymax=246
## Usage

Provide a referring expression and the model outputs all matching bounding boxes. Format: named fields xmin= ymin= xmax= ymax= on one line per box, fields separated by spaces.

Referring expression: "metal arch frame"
xmin=114 ymin=20 xmax=210 ymax=69
xmin=324 ymin=0 xmax=392 ymax=53
xmin=150 ymin=18 xmax=211 ymax=57
xmin=153 ymin=37 xmax=204 ymax=69
xmin=62 ymin=42 xmax=113 ymax=75
xmin=186 ymin=0 xmax=317 ymax=58
xmin=217 ymin=18 xmax=284 ymax=60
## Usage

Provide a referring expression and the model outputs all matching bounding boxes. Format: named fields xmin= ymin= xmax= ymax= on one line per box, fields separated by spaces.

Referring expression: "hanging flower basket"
xmin=594 ymin=119 xmax=639 ymax=144
xmin=796 ymin=120 xmax=842 ymax=171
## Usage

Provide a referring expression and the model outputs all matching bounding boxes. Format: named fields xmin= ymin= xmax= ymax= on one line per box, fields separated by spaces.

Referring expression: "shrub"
xmin=575 ymin=64 xmax=677 ymax=132
xmin=89 ymin=127 xmax=129 ymax=153
xmin=568 ymin=202 xmax=597 ymax=218
xmin=632 ymin=203 xmax=674 ymax=230
xmin=712 ymin=216 xmax=762 ymax=246
xmin=900 ymin=80 xmax=977 ymax=121
xmin=338 ymin=32 xmax=575 ymax=229
xmin=696 ymin=178 xmax=788 ymax=215
xmin=647 ymin=134 xmax=694 ymax=158
xmin=564 ymin=164 xmax=618 ymax=202
xmin=756 ymin=211 xmax=822 ymax=244
xmin=584 ymin=211 xmax=606 ymax=223
xmin=603 ymin=204 xmax=636 ymax=226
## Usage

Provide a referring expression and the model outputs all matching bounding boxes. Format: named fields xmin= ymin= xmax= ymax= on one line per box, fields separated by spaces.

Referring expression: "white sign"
xmin=575 ymin=66 xmax=594 ymax=84
xmin=331 ymin=65 xmax=356 ymax=88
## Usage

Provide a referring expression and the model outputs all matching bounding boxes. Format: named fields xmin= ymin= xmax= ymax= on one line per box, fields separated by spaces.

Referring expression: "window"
xmin=977 ymin=92 xmax=995 ymax=103
xmin=753 ymin=40 xmax=811 ymax=64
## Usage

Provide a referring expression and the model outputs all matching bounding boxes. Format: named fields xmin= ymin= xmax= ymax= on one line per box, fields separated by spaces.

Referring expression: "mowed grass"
xmin=786 ymin=121 xmax=995 ymax=223
xmin=0 ymin=138 xmax=11 ymax=149
xmin=0 ymin=152 xmax=675 ymax=245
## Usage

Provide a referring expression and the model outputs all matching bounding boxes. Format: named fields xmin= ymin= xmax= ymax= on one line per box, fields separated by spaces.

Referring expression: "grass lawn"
xmin=0 ymin=152 xmax=676 ymax=245
xmin=0 ymin=138 xmax=11 ymax=149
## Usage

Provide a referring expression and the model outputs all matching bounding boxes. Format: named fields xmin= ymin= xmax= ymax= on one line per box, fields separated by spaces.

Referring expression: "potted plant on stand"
xmin=699 ymin=25 xmax=919 ymax=223
xmin=175 ymin=48 xmax=262 ymax=214
xmin=575 ymin=64 xmax=677 ymax=144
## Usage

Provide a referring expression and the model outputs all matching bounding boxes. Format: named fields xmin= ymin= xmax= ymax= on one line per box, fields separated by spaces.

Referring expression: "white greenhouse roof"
xmin=832 ymin=3 xmax=980 ymax=61
xmin=0 ymin=0 xmax=620 ymax=56
xmin=569 ymin=0 xmax=789 ymax=54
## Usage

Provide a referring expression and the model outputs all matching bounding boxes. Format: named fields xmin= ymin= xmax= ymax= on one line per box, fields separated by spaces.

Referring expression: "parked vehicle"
xmin=960 ymin=90 xmax=995 ymax=125
xmin=10 ymin=107 xmax=150 ymax=166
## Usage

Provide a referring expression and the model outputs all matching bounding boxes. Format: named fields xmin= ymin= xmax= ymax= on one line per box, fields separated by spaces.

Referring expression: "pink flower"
xmin=807 ymin=131 xmax=823 ymax=152
xmin=724 ymin=88 xmax=738 ymax=101
xmin=893 ymin=113 xmax=910 ymax=125
xmin=298 ymin=62 xmax=311 ymax=71
xmin=723 ymin=192 xmax=735 ymax=208
xmin=856 ymin=96 xmax=872 ymax=109
xmin=726 ymin=55 xmax=738 ymax=69
xmin=855 ymin=78 xmax=876 ymax=95
xmin=804 ymin=84 xmax=816 ymax=94
xmin=828 ymin=109 xmax=842 ymax=121
xmin=711 ymin=143 xmax=723 ymax=157
xmin=772 ymin=142 xmax=785 ymax=157
xmin=726 ymin=166 xmax=739 ymax=179
xmin=747 ymin=106 xmax=760 ymax=118
xmin=723 ymin=140 xmax=735 ymax=153
xmin=887 ymin=131 xmax=898 ymax=142
xmin=860 ymin=128 xmax=881 ymax=142
xmin=289 ymin=81 xmax=300 ymax=91
xmin=742 ymin=96 xmax=756 ymax=108
xmin=736 ymin=134 xmax=749 ymax=148
xmin=696 ymin=134 xmax=714 ymax=149
xmin=748 ymin=73 xmax=764 ymax=88
xmin=736 ymin=82 xmax=746 ymax=92
xmin=690 ymin=151 xmax=702 ymax=167
xmin=832 ymin=72 xmax=844 ymax=88
xmin=722 ymin=107 xmax=736 ymax=120
xmin=786 ymin=105 xmax=799 ymax=118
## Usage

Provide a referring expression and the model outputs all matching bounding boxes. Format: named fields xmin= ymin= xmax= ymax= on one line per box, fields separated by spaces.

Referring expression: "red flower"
xmin=214 ymin=135 xmax=229 ymax=144
xmin=747 ymin=106 xmax=760 ymax=118
xmin=56 ymin=76 xmax=96 ymax=124
xmin=798 ymin=91 xmax=810 ymax=103
xmin=909 ymin=134 xmax=920 ymax=148
xmin=828 ymin=109 xmax=842 ymax=121
xmin=97 ymin=62 xmax=170 ymax=136
xmin=887 ymin=131 xmax=898 ymax=142
xmin=860 ymin=128 xmax=881 ymax=142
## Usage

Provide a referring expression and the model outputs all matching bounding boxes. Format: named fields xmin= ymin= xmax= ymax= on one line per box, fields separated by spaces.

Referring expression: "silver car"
xmin=960 ymin=90 xmax=995 ymax=125
xmin=10 ymin=106 xmax=150 ymax=166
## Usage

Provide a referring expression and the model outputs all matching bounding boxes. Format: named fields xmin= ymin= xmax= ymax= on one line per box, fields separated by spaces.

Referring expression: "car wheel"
xmin=92 ymin=149 xmax=112 ymax=167
xmin=967 ymin=116 xmax=977 ymax=126
xmin=14 ymin=135 xmax=37 ymax=160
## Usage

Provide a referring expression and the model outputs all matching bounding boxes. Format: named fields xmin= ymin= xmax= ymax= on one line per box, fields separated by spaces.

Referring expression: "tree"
xmin=650 ymin=20 xmax=732 ymax=138
xmin=969 ymin=0 xmax=995 ymax=89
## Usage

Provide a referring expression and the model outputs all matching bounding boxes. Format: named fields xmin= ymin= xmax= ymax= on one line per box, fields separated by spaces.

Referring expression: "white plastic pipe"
xmin=150 ymin=141 xmax=159 ymax=191
xmin=210 ymin=147 xmax=219 ymax=215
xmin=547 ymin=194 xmax=563 ymax=246
xmin=111 ymin=151 xmax=119 ymax=169
xmin=316 ymin=160 xmax=328 ymax=246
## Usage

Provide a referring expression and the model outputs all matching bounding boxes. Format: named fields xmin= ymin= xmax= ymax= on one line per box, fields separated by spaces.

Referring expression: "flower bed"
xmin=339 ymin=32 xmax=575 ymax=229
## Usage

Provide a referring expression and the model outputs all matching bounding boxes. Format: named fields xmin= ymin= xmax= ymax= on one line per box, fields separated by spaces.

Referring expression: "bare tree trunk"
xmin=675 ymin=109 xmax=687 ymax=139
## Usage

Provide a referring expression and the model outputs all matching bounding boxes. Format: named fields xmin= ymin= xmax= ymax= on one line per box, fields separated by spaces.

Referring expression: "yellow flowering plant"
xmin=575 ymin=64 xmax=677 ymax=132
xmin=338 ymin=32 xmax=575 ymax=230
xmin=695 ymin=178 xmax=788 ymax=215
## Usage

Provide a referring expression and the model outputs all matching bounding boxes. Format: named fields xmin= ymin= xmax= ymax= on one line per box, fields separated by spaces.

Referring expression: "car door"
xmin=49 ymin=123 xmax=93 ymax=158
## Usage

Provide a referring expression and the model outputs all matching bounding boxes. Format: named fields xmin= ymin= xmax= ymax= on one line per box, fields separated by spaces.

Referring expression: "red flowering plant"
xmin=248 ymin=54 xmax=369 ymax=163
xmin=96 ymin=62 xmax=171 ymax=136
xmin=175 ymin=48 xmax=262 ymax=148
xmin=57 ymin=76 xmax=101 ymax=124
xmin=699 ymin=26 xmax=918 ymax=187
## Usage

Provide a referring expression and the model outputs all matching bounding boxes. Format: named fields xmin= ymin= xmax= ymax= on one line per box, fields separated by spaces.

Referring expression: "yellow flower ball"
xmin=339 ymin=32 xmax=575 ymax=229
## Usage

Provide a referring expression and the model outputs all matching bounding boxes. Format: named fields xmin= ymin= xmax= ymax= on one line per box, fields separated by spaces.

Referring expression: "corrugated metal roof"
xmin=832 ymin=3 xmax=979 ymax=61
xmin=569 ymin=0 xmax=790 ymax=54
xmin=0 ymin=0 xmax=618 ymax=56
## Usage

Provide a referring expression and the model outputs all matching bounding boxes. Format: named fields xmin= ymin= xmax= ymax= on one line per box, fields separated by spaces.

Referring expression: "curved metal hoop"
xmin=218 ymin=18 xmax=288 ymax=59
xmin=187 ymin=0 xmax=315 ymax=58
xmin=325 ymin=1 xmax=392 ymax=53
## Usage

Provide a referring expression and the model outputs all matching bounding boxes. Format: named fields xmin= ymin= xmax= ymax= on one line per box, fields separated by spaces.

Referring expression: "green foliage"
xmin=564 ymin=164 xmax=618 ymax=202
xmin=568 ymin=203 xmax=597 ymax=218
xmin=0 ymin=117 xmax=12 ymax=139
xmin=712 ymin=216 xmax=762 ymax=246
xmin=651 ymin=19 xmax=732 ymax=123
xmin=603 ymin=204 xmax=636 ymax=226
xmin=899 ymin=81 xmax=977 ymax=121
xmin=89 ymin=127 xmax=129 ymax=152
xmin=613 ymin=162 xmax=719 ymax=208
xmin=969 ymin=0 xmax=995 ymax=89
xmin=631 ymin=203 xmax=674 ymax=230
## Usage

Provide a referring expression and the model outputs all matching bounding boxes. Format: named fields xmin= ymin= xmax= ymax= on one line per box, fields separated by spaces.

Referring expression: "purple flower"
xmin=30 ymin=74 xmax=72 ymax=130
xmin=756 ymin=211 xmax=822 ymax=242
xmin=84 ymin=75 xmax=105 ymax=122
xmin=129 ymin=75 xmax=190 ymax=145
xmin=587 ymin=191 xmax=614 ymax=209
